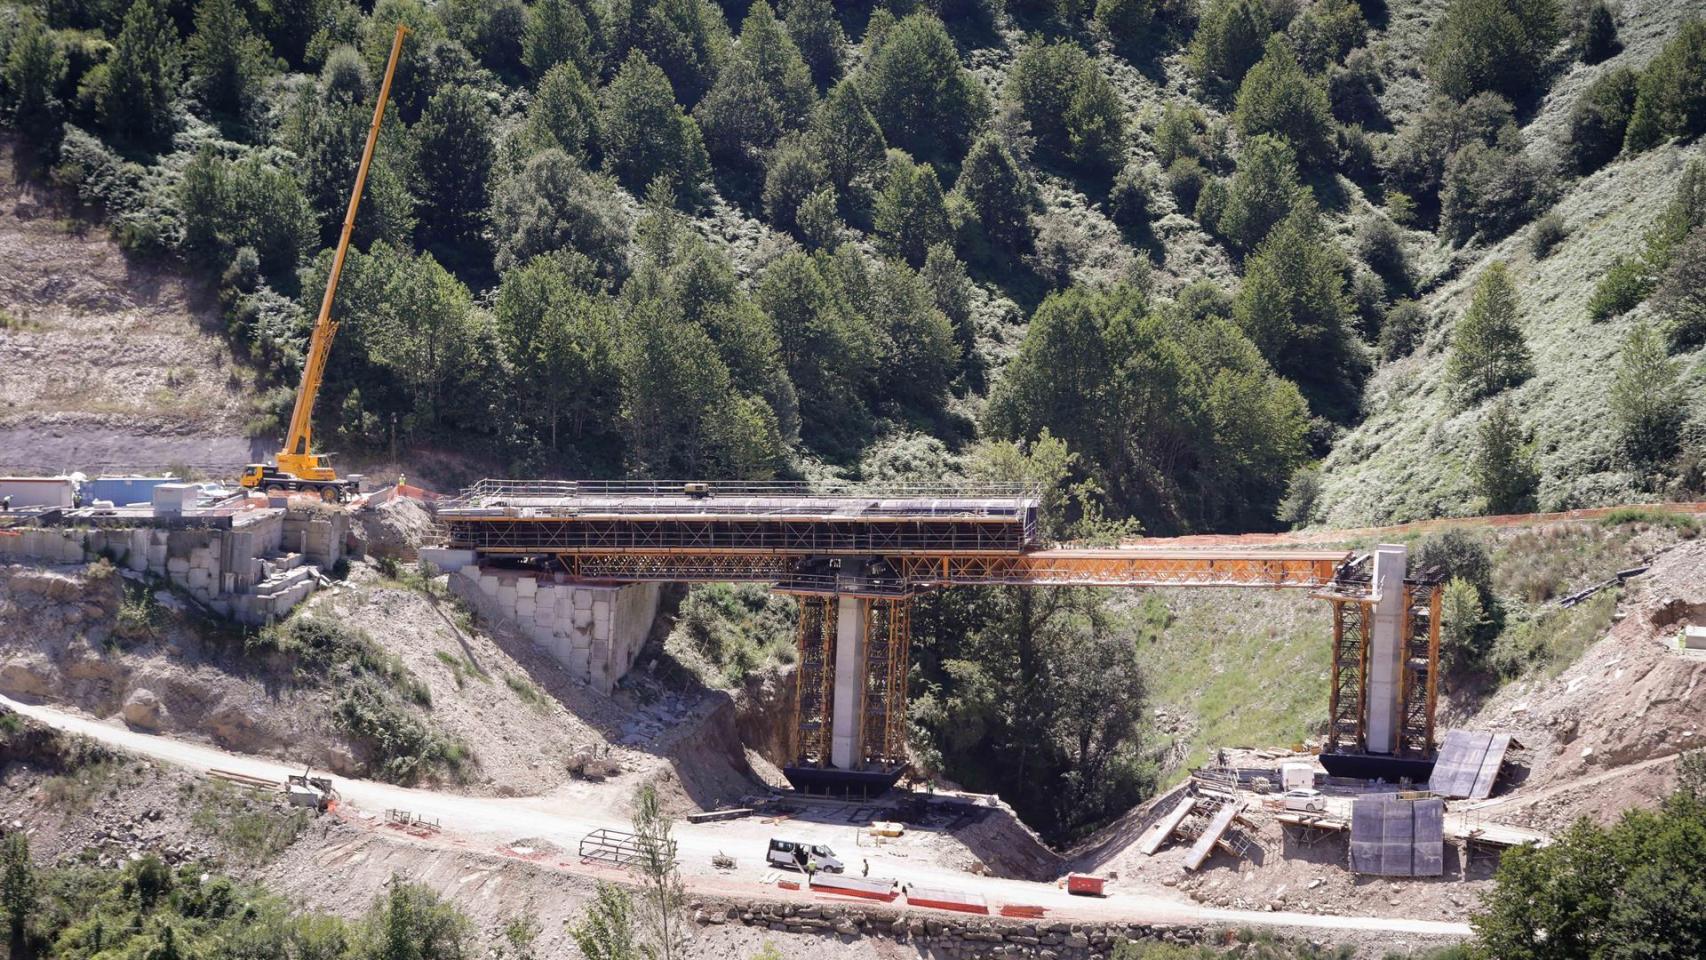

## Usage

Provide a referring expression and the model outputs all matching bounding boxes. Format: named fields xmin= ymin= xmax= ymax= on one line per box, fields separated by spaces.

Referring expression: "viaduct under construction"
xmin=432 ymin=480 xmax=1440 ymax=793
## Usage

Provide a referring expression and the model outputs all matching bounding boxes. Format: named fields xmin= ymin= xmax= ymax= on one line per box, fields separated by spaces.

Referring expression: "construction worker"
xmin=805 ymin=856 xmax=818 ymax=879
xmin=1 ymin=495 xmax=9 ymax=512
xmin=861 ymin=858 xmax=869 ymax=878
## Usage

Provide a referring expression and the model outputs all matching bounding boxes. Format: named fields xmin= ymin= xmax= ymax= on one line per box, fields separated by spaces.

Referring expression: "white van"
xmin=767 ymin=839 xmax=845 ymax=873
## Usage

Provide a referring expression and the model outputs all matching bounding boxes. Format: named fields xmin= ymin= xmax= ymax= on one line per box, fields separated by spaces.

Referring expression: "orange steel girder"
xmin=896 ymin=549 xmax=1346 ymax=589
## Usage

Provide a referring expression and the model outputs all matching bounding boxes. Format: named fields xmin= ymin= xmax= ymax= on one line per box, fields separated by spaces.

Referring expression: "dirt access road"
xmin=4 ymin=695 xmax=1470 ymax=940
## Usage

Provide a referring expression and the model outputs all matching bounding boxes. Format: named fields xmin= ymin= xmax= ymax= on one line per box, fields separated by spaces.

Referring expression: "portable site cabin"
xmin=0 ymin=476 xmax=77 ymax=509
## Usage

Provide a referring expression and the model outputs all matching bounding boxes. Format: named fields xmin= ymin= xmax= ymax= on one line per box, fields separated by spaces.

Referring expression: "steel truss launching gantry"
xmin=437 ymin=480 xmax=1440 ymax=792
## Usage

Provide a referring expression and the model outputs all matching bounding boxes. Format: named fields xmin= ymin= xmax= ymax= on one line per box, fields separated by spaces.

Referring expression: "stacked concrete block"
xmin=447 ymin=567 xmax=660 ymax=695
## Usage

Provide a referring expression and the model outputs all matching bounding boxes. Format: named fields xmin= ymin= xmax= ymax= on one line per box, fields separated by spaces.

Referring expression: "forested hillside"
xmin=5 ymin=0 xmax=1706 ymax=841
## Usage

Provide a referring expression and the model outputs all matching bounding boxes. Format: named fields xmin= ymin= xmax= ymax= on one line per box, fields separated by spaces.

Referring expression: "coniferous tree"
xmin=0 ymin=834 xmax=34 ymax=955
xmin=187 ymin=0 xmax=277 ymax=121
xmin=1427 ymin=0 xmax=1562 ymax=103
xmin=2 ymin=14 xmax=67 ymax=146
xmin=954 ymin=134 xmax=1035 ymax=253
xmin=695 ymin=1 xmax=815 ymax=165
xmin=1232 ymin=200 xmax=1355 ymax=413
xmin=494 ymin=251 xmax=623 ymax=451
xmin=524 ymin=0 xmax=596 ymax=80
xmin=522 ymin=61 xmax=600 ymax=162
xmin=1447 ymin=262 xmax=1533 ymax=407
xmin=489 ymin=149 xmax=631 ymax=275
xmin=1579 ymin=1 xmax=1618 ymax=64
xmin=780 ymin=0 xmax=844 ymax=88
xmin=605 ymin=0 xmax=728 ymax=108
xmin=1609 ymin=320 xmax=1685 ymax=471
xmin=1623 ymin=20 xmax=1706 ymax=152
xmin=874 ymin=152 xmax=951 ymax=266
xmin=1188 ymin=0 xmax=1273 ymax=96
xmin=414 ymin=83 xmax=495 ymax=252
xmin=810 ymin=79 xmax=886 ymax=198
xmin=100 ymin=0 xmax=182 ymax=149
xmin=1233 ymin=35 xmax=1333 ymax=169
xmin=601 ymin=51 xmax=712 ymax=200
xmin=1217 ymin=134 xmax=1301 ymax=252
xmin=1470 ymin=396 xmax=1539 ymax=513
xmin=858 ymin=12 xmax=989 ymax=166
xmin=1565 ymin=67 xmax=1637 ymax=175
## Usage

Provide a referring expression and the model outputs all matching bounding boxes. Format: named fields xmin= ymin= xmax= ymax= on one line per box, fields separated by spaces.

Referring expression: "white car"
xmin=1283 ymin=788 xmax=1327 ymax=814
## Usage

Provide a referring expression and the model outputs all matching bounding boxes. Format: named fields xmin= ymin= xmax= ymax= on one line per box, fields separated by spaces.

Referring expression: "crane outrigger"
xmin=239 ymin=24 xmax=408 ymax=502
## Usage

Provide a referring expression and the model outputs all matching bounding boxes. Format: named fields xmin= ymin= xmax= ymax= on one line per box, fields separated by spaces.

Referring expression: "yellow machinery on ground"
xmin=240 ymin=24 xmax=407 ymax=502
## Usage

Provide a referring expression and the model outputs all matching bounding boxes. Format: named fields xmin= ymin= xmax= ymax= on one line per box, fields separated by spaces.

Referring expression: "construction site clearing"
xmin=4 ymin=474 xmax=1706 ymax=955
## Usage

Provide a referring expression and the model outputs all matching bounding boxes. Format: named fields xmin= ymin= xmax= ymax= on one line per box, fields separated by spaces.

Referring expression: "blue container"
xmin=83 ymin=476 xmax=181 ymax=507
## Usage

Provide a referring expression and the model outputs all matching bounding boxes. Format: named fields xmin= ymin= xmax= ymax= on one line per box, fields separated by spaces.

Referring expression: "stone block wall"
xmin=0 ymin=511 xmax=317 ymax=625
xmin=449 ymin=567 xmax=660 ymax=694
xmin=692 ymin=898 xmax=1209 ymax=959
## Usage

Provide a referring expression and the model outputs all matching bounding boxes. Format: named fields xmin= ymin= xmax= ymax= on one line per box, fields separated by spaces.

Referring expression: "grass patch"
xmin=504 ymin=673 xmax=550 ymax=713
xmin=0 ymin=307 xmax=39 ymax=331
xmin=434 ymin=650 xmax=488 ymax=689
xmin=41 ymin=758 xmax=137 ymax=813
xmin=334 ymin=680 xmax=472 ymax=785
xmin=186 ymin=780 xmax=309 ymax=862
xmin=1490 ymin=589 xmax=1620 ymax=679
xmin=249 ymin=614 xmax=431 ymax=705
xmin=1123 ymin=591 xmax=1330 ymax=786
xmin=1599 ymin=507 xmax=1700 ymax=536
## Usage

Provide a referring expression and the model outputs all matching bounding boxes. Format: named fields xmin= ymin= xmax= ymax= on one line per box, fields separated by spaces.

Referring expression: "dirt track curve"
xmin=1 ymin=695 xmax=1472 ymax=941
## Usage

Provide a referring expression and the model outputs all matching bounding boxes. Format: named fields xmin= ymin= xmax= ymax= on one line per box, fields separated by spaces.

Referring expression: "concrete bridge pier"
xmin=1366 ymin=543 xmax=1407 ymax=755
xmin=830 ymin=595 xmax=867 ymax=770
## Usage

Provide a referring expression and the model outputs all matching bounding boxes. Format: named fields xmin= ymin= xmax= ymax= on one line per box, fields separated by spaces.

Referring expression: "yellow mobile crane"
xmin=240 ymin=24 xmax=408 ymax=502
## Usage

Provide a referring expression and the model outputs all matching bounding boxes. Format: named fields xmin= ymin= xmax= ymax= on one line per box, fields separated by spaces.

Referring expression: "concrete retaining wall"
xmin=448 ymin=567 xmax=659 ymax=694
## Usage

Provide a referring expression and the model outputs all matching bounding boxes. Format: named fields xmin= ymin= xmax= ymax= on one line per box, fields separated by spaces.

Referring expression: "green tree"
xmin=1379 ymin=300 xmax=1428 ymax=361
xmin=1233 ymin=35 xmax=1333 ymax=169
xmin=1093 ymin=0 xmax=1154 ymax=50
xmin=780 ymin=0 xmax=843 ymax=88
xmin=280 ymin=59 xmax=417 ymax=247
xmin=494 ymin=252 xmax=623 ymax=453
xmin=1439 ymin=139 xmax=1548 ymax=242
xmin=761 ymin=134 xmax=828 ymax=233
xmin=954 ymin=134 xmax=1035 ymax=253
xmin=521 ymin=61 xmax=599 ymax=161
xmin=870 ymin=258 xmax=957 ymax=404
xmin=695 ymin=1 xmax=815 ymax=165
xmin=1471 ymin=761 xmax=1706 ymax=959
xmin=796 ymin=185 xmax=841 ymax=250
xmin=100 ymin=0 xmax=182 ymax=148
xmin=523 ymin=0 xmax=596 ymax=81
xmin=2 ymin=14 xmax=67 ymax=146
xmin=569 ymin=883 xmax=639 ymax=960
xmin=1439 ymin=576 xmax=1489 ymax=669
xmin=601 ymin=51 xmax=712 ymax=200
xmin=178 ymin=149 xmax=315 ymax=281
xmin=413 ymin=83 xmax=495 ymax=251
xmin=1565 ymin=66 xmax=1638 ymax=174
xmin=187 ymin=0 xmax=276 ymax=120
xmin=1285 ymin=0 xmax=1366 ymax=73
xmin=604 ymin=0 xmax=729 ymax=108
xmin=1471 ymin=396 xmax=1539 ymax=513
xmin=810 ymin=79 xmax=886 ymax=197
xmin=873 ymin=151 xmax=950 ymax=265
xmin=1231 ymin=200 xmax=1355 ymax=416
xmin=356 ymin=878 xmax=474 ymax=960
xmin=1624 ymin=19 xmax=1706 ymax=152
xmin=0 ymin=833 xmax=34 ymax=953
xmin=858 ymin=12 xmax=989 ymax=166
xmin=1655 ymin=226 xmax=1706 ymax=350
xmin=1579 ymin=1 xmax=1618 ymax=64
xmin=756 ymin=249 xmax=872 ymax=449
xmin=922 ymin=242 xmax=974 ymax=355
xmin=1427 ymin=0 xmax=1562 ymax=103
xmin=489 ymin=149 xmax=631 ymax=276
xmin=1416 ymin=528 xmax=1495 ymax=605
xmin=1188 ymin=0 xmax=1273 ymax=96
xmin=630 ymin=785 xmax=687 ymax=960
xmin=1609 ymin=320 xmax=1685 ymax=471
xmin=1384 ymin=92 xmax=1517 ymax=211
xmin=1216 ymin=134 xmax=1300 ymax=252
xmin=1008 ymin=40 xmax=1127 ymax=174
xmin=1447 ymin=262 xmax=1532 ymax=407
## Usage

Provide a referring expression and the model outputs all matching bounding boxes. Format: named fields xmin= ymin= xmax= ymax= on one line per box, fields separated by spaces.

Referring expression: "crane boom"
xmin=251 ymin=23 xmax=407 ymax=499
